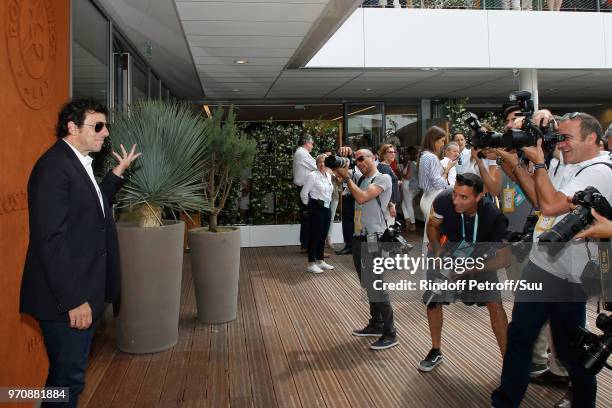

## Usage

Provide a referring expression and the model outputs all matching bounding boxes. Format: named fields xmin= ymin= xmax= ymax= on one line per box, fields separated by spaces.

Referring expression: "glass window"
xmin=72 ymin=0 xmax=109 ymax=104
xmin=132 ymin=63 xmax=148 ymax=102
xmin=344 ymin=103 xmax=383 ymax=151
xmin=150 ymin=74 xmax=160 ymax=99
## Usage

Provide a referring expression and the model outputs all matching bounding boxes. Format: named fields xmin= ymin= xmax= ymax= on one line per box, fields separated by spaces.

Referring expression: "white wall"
xmin=239 ymin=222 xmax=344 ymax=247
xmin=307 ymin=9 xmax=612 ymax=69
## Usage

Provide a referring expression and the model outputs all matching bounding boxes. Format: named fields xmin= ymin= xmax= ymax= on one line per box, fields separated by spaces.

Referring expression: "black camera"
xmin=538 ymin=186 xmax=612 ymax=256
xmin=324 ymin=155 xmax=355 ymax=170
xmin=575 ymin=313 xmax=612 ymax=375
xmin=463 ymin=91 xmax=565 ymax=157
xmin=506 ymin=214 xmax=539 ymax=263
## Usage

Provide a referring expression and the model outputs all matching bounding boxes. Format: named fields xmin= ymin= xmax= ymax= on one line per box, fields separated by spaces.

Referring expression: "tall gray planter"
xmin=115 ymin=221 xmax=184 ymax=353
xmin=189 ymin=227 xmax=240 ymax=323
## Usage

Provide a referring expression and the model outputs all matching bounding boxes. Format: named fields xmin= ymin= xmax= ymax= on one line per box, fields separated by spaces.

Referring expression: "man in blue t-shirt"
xmin=418 ymin=173 xmax=511 ymax=373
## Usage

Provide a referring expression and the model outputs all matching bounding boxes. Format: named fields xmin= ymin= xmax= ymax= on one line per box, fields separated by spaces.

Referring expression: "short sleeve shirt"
xmin=354 ymin=172 xmax=392 ymax=236
xmin=431 ymin=189 xmax=508 ymax=243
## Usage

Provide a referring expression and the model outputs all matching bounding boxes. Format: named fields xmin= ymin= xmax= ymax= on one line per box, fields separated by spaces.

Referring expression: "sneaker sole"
xmin=418 ymin=357 xmax=443 ymax=372
xmin=529 ymin=367 xmax=549 ymax=377
xmin=352 ymin=332 xmax=383 ymax=337
xmin=370 ymin=340 xmax=399 ymax=350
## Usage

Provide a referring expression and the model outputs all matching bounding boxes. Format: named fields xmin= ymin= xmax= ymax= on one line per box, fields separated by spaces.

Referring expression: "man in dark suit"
xmin=20 ymin=98 xmax=140 ymax=407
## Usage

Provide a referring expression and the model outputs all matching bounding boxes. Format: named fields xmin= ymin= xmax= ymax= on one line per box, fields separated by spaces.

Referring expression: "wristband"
xmin=533 ymin=163 xmax=546 ymax=171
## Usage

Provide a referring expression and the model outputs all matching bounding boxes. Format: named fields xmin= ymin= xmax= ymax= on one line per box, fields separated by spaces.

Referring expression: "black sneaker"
xmin=352 ymin=325 xmax=383 ymax=337
xmin=418 ymin=348 xmax=443 ymax=372
xmin=370 ymin=334 xmax=398 ymax=350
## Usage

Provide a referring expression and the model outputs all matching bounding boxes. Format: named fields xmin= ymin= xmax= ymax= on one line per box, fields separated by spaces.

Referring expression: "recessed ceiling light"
xmin=234 ymin=59 xmax=248 ymax=64
xmin=364 ymin=88 xmax=372 ymax=92
xmin=232 ymin=89 xmax=240 ymax=92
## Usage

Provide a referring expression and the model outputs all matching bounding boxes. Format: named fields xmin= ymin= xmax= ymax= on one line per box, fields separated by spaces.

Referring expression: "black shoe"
xmin=554 ymin=388 xmax=572 ymax=408
xmin=352 ymin=324 xmax=383 ymax=337
xmin=418 ymin=348 xmax=443 ymax=372
xmin=370 ymin=334 xmax=398 ymax=350
xmin=530 ymin=370 xmax=570 ymax=388
xmin=335 ymin=247 xmax=352 ymax=255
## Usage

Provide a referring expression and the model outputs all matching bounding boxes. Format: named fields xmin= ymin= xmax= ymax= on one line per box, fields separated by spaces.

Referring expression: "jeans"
xmin=39 ymin=319 xmax=99 ymax=408
xmin=307 ymin=200 xmax=331 ymax=262
xmin=341 ymin=194 xmax=355 ymax=248
xmin=352 ymin=236 xmax=395 ymax=336
xmin=491 ymin=262 xmax=596 ymax=408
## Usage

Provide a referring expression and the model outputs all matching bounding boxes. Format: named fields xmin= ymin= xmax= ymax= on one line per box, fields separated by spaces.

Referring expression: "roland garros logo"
xmin=6 ymin=0 xmax=57 ymax=110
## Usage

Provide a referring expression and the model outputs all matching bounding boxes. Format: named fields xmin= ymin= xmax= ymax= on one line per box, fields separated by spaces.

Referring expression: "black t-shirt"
xmin=431 ymin=189 xmax=508 ymax=243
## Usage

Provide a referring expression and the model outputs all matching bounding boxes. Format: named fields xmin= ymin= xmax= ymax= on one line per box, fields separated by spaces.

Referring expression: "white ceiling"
xmin=96 ymin=1 xmax=612 ymax=105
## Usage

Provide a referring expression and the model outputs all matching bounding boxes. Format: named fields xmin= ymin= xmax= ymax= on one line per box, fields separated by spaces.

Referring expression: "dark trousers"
xmin=341 ymin=194 xmax=355 ymax=249
xmin=297 ymin=186 xmax=310 ymax=248
xmin=352 ymin=236 xmax=395 ymax=336
xmin=39 ymin=320 xmax=99 ymax=408
xmin=491 ymin=262 xmax=596 ymax=408
xmin=307 ymin=200 xmax=331 ymax=262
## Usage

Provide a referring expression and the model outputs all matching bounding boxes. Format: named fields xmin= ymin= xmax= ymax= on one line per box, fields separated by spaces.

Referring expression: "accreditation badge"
xmin=354 ymin=208 xmax=363 ymax=235
xmin=502 ymin=188 xmax=515 ymax=213
xmin=534 ymin=215 xmax=557 ymax=239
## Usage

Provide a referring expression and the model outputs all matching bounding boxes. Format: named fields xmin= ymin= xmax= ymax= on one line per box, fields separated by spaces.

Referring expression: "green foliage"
xmin=203 ymin=107 xmax=257 ymax=231
xmin=108 ymin=99 xmax=211 ymax=222
xmin=249 ymin=120 xmax=339 ymax=225
xmin=445 ymin=97 xmax=471 ymax=137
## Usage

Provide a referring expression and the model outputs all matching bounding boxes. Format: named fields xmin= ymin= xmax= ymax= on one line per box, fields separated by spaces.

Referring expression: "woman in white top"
xmin=300 ymin=154 xmax=335 ymax=274
xmin=418 ymin=126 xmax=449 ymax=251
xmin=400 ymin=146 xmax=419 ymax=231
xmin=440 ymin=141 xmax=460 ymax=187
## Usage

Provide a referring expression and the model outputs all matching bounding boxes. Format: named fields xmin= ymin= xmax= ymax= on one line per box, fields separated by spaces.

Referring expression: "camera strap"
xmin=356 ymin=173 xmax=389 ymax=229
xmin=574 ymin=161 xmax=612 ymax=177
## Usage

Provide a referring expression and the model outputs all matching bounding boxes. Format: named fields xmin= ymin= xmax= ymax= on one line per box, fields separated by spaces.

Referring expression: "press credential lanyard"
xmin=461 ymin=213 xmax=478 ymax=243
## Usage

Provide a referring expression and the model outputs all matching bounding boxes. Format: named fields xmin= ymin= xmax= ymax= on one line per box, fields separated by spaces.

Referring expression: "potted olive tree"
xmin=110 ymin=100 xmax=210 ymax=353
xmin=189 ymin=107 xmax=256 ymax=323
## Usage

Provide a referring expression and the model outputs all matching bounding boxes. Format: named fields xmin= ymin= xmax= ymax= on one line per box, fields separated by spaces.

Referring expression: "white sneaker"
xmin=317 ymin=261 xmax=334 ymax=270
xmin=307 ymin=263 xmax=324 ymax=274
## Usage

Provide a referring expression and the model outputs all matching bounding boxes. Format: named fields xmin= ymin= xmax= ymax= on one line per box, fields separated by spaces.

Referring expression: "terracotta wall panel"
xmin=0 ymin=0 xmax=70 ymax=401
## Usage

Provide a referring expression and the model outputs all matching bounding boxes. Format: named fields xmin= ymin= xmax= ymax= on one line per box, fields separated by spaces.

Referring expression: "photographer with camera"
xmin=495 ymin=104 xmax=571 ymax=389
xmin=492 ymin=112 xmax=612 ymax=408
xmin=331 ymin=148 xmax=398 ymax=350
xmin=293 ymin=134 xmax=317 ymax=251
xmin=418 ymin=173 xmax=511 ymax=372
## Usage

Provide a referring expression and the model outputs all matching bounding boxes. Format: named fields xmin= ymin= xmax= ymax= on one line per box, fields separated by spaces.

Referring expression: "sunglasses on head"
xmin=561 ymin=112 xmax=584 ymax=121
xmin=83 ymin=122 xmax=110 ymax=133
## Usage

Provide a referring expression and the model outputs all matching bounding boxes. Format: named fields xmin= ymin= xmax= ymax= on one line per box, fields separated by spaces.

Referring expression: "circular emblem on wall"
xmin=6 ymin=0 xmax=57 ymax=110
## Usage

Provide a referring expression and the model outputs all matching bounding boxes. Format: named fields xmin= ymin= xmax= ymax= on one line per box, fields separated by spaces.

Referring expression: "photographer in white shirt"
xmin=293 ymin=134 xmax=317 ymax=250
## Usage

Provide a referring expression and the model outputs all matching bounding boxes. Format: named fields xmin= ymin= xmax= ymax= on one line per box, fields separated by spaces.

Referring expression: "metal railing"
xmin=361 ymin=0 xmax=611 ymax=12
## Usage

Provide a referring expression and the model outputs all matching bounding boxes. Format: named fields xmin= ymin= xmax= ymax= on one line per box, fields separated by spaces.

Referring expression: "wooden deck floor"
xmin=80 ymin=245 xmax=612 ymax=407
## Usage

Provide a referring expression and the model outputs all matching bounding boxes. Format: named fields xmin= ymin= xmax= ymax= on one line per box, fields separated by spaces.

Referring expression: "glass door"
xmin=343 ymin=103 xmax=384 ymax=152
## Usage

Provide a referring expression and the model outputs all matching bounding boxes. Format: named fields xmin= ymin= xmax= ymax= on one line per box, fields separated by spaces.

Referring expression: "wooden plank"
xmin=227 ymin=254 xmax=254 ymax=408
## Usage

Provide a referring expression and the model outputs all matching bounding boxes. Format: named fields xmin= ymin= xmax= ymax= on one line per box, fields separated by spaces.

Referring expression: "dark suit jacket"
xmin=20 ymin=140 xmax=124 ymax=322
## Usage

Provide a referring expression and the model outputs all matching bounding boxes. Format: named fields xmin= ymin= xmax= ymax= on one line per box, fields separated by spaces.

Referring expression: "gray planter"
xmin=115 ymin=221 xmax=184 ymax=353
xmin=189 ymin=227 xmax=240 ymax=323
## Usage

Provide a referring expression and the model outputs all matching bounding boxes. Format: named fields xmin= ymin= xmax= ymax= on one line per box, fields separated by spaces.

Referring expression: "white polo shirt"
xmin=63 ymin=139 xmax=105 ymax=217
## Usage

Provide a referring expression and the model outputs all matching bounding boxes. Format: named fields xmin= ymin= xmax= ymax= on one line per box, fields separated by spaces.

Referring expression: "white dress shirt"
xmin=63 ymin=139 xmax=105 ymax=217
xmin=300 ymin=170 xmax=333 ymax=206
xmin=293 ymin=146 xmax=317 ymax=187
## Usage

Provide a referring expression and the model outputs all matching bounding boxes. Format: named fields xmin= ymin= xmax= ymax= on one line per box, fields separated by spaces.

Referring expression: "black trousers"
xmin=491 ymin=262 xmax=595 ymax=408
xmin=296 ymin=185 xmax=310 ymax=248
xmin=352 ymin=236 xmax=395 ymax=336
xmin=341 ymin=194 xmax=355 ymax=249
xmin=307 ymin=200 xmax=331 ymax=262
xmin=39 ymin=319 xmax=99 ymax=407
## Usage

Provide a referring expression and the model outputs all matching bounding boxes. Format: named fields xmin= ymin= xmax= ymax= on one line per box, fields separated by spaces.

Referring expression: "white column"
xmin=519 ymin=68 xmax=539 ymax=111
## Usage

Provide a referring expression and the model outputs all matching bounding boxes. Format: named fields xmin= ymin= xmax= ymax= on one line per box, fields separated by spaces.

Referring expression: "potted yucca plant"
xmin=109 ymin=100 xmax=210 ymax=353
xmin=189 ymin=107 xmax=256 ymax=323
